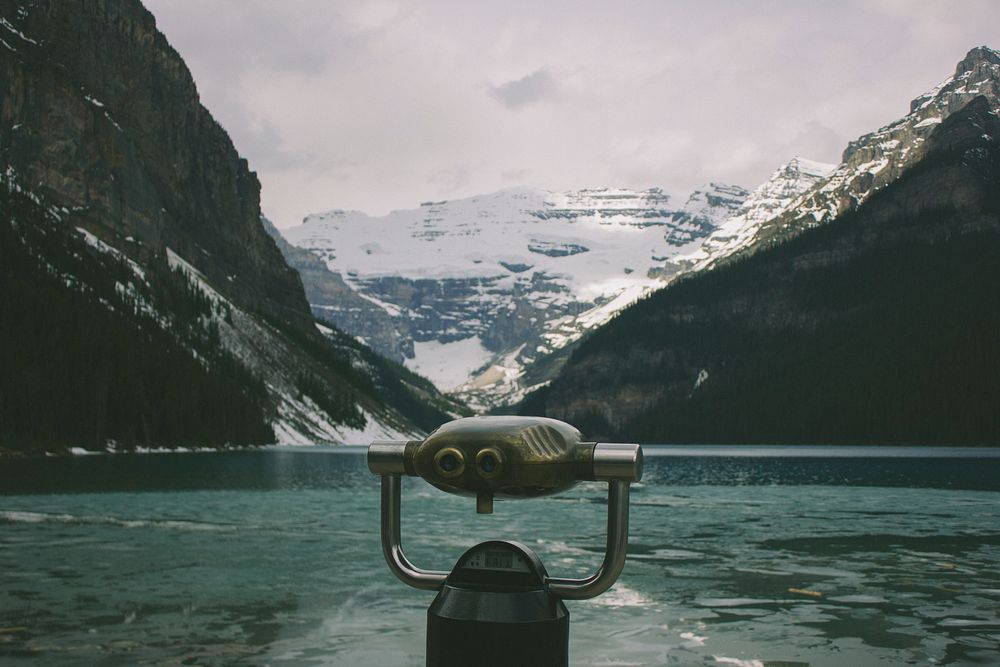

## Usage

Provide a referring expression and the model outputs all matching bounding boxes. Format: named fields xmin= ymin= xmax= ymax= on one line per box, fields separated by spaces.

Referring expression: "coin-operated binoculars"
xmin=368 ymin=416 xmax=643 ymax=667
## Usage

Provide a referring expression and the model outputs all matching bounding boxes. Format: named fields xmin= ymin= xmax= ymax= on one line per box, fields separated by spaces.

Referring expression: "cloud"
xmin=488 ymin=68 xmax=559 ymax=110
xmin=142 ymin=1 xmax=1000 ymax=225
xmin=501 ymin=168 xmax=533 ymax=183
xmin=426 ymin=164 xmax=473 ymax=194
xmin=776 ymin=120 xmax=849 ymax=166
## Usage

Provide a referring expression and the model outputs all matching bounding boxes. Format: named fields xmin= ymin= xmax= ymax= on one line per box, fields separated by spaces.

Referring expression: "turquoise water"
xmin=1 ymin=447 xmax=998 ymax=666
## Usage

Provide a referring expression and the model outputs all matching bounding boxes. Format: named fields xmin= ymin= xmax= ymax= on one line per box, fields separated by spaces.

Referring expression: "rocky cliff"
xmin=0 ymin=0 xmax=309 ymax=326
xmin=0 ymin=0 xmax=457 ymax=451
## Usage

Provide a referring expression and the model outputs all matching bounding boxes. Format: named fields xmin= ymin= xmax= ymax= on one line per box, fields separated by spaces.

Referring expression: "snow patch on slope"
xmin=167 ymin=247 xmax=420 ymax=444
xmin=406 ymin=337 xmax=493 ymax=391
xmin=678 ymin=158 xmax=836 ymax=270
xmin=273 ymin=403 xmax=410 ymax=446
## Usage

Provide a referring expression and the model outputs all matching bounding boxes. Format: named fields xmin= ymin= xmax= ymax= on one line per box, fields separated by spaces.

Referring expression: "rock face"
xmin=0 ymin=0 xmax=457 ymax=449
xmin=261 ymin=215 xmax=403 ymax=353
xmin=748 ymin=46 xmax=1000 ymax=249
xmin=0 ymin=0 xmax=309 ymax=326
xmin=281 ymin=184 xmax=749 ymax=408
xmin=519 ymin=94 xmax=1000 ymax=444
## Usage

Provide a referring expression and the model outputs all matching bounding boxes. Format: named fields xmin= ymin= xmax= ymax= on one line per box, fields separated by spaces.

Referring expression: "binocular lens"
xmin=479 ymin=454 xmax=497 ymax=473
xmin=439 ymin=453 xmax=459 ymax=472
xmin=475 ymin=448 xmax=503 ymax=479
xmin=433 ymin=448 xmax=465 ymax=478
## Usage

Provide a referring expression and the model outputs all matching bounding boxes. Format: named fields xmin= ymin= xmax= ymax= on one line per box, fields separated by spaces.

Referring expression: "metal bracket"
xmin=545 ymin=479 xmax=631 ymax=600
xmin=372 ymin=440 xmax=640 ymax=599
xmin=379 ymin=474 xmax=449 ymax=590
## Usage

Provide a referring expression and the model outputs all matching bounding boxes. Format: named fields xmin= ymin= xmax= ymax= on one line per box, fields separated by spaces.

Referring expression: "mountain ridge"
xmin=281 ymin=182 xmax=762 ymax=408
xmin=284 ymin=45 xmax=1000 ymax=409
xmin=738 ymin=46 xmax=1000 ymax=255
xmin=279 ymin=162 xmax=845 ymax=409
xmin=518 ymin=94 xmax=1000 ymax=444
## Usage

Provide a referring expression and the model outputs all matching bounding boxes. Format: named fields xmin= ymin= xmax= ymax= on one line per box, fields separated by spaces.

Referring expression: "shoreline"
xmin=3 ymin=442 xmax=998 ymax=460
xmin=0 ymin=442 xmax=372 ymax=459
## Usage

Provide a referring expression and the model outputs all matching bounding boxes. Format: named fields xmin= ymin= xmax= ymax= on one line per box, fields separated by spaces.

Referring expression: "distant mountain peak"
xmin=677 ymin=156 xmax=835 ymax=270
xmin=282 ymin=183 xmax=748 ymax=407
xmin=754 ymin=45 xmax=1000 ymax=241
xmin=785 ymin=156 xmax=837 ymax=179
xmin=910 ymin=45 xmax=1000 ymax=114
xmin=955 ymin=45 xmax=1000 ymax=76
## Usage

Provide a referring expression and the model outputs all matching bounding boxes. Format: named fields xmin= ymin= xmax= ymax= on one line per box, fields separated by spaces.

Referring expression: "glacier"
xmin=281 ymin=184 xmax=772 ymax=409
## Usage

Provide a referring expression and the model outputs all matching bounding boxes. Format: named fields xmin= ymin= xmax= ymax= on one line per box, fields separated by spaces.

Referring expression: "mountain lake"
xmin=1 ymin=446 xmax=998 ymax=666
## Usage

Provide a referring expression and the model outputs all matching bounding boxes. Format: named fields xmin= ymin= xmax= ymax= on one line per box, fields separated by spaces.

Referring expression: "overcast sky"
xmin=144 ymin=0 xmax=1000 ymax=228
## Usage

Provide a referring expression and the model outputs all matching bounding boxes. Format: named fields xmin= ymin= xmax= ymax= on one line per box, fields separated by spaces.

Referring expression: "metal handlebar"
xmin=380 ymin=474 xmax=449 ymax=590
xmin=545 ymin=479 xmax=631 ymax=599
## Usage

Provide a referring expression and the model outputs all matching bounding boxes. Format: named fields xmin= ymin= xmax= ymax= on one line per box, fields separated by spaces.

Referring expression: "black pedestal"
xmin=425 ymin=541 xmax=569 ymax=667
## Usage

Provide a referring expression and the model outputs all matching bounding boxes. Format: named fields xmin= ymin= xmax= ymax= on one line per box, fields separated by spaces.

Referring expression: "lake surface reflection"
xmin=1 ymin=446 xmax=998 ymax=666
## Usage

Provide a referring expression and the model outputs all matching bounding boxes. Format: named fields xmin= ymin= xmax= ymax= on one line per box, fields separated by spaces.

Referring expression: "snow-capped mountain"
xmin=282 ymin=184 xmax=748 ymax=408
xmin=740 ymin=46 xmax=1000 ymax=250
xmin=282 ymin=45 xmax=1000 ymax=413
xmin=678 ymin=157 xmax=836 ymax=270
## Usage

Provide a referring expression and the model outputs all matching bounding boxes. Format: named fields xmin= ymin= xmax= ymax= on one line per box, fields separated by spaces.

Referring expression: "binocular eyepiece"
xmin=370 ymin=416 xmax=643 ymax=513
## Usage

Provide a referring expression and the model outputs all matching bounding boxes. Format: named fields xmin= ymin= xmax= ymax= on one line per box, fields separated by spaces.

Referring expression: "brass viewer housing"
xmin=369 ymin=415 xmax=642 ymax=514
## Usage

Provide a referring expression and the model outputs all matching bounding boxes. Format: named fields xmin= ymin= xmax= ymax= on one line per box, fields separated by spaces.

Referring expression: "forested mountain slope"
xmin=0 ymin=0 xmax=457 ymax=453
xmin=519 ymin=97 xmax=1000 ymax=445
